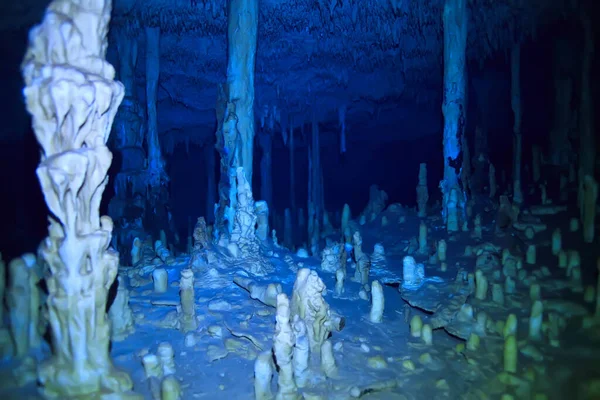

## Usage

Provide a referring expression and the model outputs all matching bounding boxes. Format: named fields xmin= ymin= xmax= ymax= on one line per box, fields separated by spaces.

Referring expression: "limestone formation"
xmin=153 ymin=268 xmax=168 ymax=293
xmin=290 ymin=269 xmax=341 ymax=353
xmin=292 ymin=315 xmax=310 ymax=388
xmin=179 ymin=269 xmax=198 ymax=332
xmin=233 ymin=276 xmax=282 ymax=308
xmin=7 ymin=254 xmax=42 ymax=357
xmin=321 ymin=243 xmax=342 ymax=273
xmin=256 ymin=201 xmax=270 ymax=242
xmin=131 ymin=237 xmax=142 ymax=265
xmin=369 ymin=281 xmax=384 ymax=323
xmin=254 ymin=351 xmax=274 ymax=400
xmin=108 ymin=276 xmax=135 ymax=341
xmin=192 ymin=217 xmax=210 ymax=250
xmin=230 ymin=167 xmax=272 ymax=275
xmin=362 ymin=185 xmax=388 ymax=222
xmin=402 ymin=256 xmax=425 ymax=289
xmin=21 ymin=0 xmax=135 ymax=393
xmin=273 ymin=293 xmax=297 ymax=398
xmin=416 ymin=163 xmax=428 ymax=217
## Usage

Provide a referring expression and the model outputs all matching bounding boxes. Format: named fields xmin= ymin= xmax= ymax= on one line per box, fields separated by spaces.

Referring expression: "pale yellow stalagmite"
xmin=21 ymin=0 xmax=135 ymax=396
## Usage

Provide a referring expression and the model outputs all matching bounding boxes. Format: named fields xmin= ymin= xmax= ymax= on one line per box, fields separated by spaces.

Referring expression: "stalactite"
xmin=441 ymin=0 xmax=467 ymax=228
xmin=226 ymin=0 xmax=259 ymax=185
xmin=310 ymin=115 xmax=321 ymax=253
xmin=511 ymin=44 xmax=523 ymax=205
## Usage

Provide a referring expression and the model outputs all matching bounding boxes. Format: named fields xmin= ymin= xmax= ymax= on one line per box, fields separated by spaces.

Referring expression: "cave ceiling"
xmin=1 ymin=0 xmax=577 ymax=148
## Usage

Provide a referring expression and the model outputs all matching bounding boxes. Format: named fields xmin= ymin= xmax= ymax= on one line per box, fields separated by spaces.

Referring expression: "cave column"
xmin=145 ymin=26 xmax=170 ymax=238
xmin=511 ymin=44 xmax=523 ymax=205
xmin=205 ymin=141 xmax=217 ymax=223
xmin=226 ymin=0 xmax=259 ymax=184
xmin=578 ymin=13 xmax=595 ymax=206
xmin=259 ymin=128 xmax=273 ymax=209
xmin=145 ymin=26 xmax=167 ymax=189
xmin=548 ymin=40 xmax=575 ymax=167
xmin=441 ymin=0 xmax=468 ymax=229
xmin=109 ymin=28 xmax=147 ymax=228
xmin=289 ymin=123 xmax=296 ymax=216
xmin=22 ymin=0 xmax=134 ymax=396
xmin=309 ymin=114 xmax=321 ymax=254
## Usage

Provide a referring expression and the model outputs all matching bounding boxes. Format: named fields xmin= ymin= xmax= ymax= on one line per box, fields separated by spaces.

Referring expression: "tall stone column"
xmin=259 ymin=129 xmax=273 ymax=209
xmin=226 ymin=0 xmax=259 ymax=184
xmin=578 ymin=13 xmax=595 ymax=186
xmin=548 ymin=39 xmax=575 ymax=167
xmin=145 ymin=26 xmax=167 ymax=190
xmin=511 ymin=44 xmax=523 ymax=205
xmin=22 ymin=0 xmax=135 ymax=396
xmin=440 ymin=0 xmax=467 ymax=228
xmin=110 ymin=28 xmax=146 ymax=216
xmin=205 ymin=141 xmax=217 ymax=223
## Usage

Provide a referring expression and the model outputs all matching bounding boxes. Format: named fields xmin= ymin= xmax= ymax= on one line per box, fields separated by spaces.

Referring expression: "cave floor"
xmin=2 ymin=198 xmax=600 ymax=399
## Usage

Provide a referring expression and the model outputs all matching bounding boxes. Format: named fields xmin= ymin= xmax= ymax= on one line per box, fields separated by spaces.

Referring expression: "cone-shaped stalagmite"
xmin=441 ymin=0 xmax=467 ymax=227
xmin=21 ymin=0 xmax=135 ymax=396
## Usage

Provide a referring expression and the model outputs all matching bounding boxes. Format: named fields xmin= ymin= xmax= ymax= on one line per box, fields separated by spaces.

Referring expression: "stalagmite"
xmin=292 ymin=315 xmax=310 ymax=388
xmin=416 ymin=163 xmax=428 ymax=217
xmin=254 ymin=351 xmax=274 ymax=400
xmin=227 ymin=0 xmax=259 ymax=184
xmin=7 ymin=254 xmax=41 ymax=357
xmin=109 ymin=276 xmax=135 ymax=341
xmin=529 ymin=301 xmax=543 ymax=341
xmin=441 ymin=0 xmax=467 ymax=226
xmin=504 ymin=335 xmax=517 ymax=373
xmin=321 ymin=339 xmax=337 ymax=378
xmin=341 ymin=204 xmax=351 ymax=243
xmin=153 ymin=269 xmax=168 ymax=293
xmin=369 ymin=280 xmax=384 ymax=323
xmin=179 ymin=269 xmax=198 ymax=332
xmin=418 ymin=221 xmax=428 ymax=254
xmin=511 ymin=44 xmax=523 ymax=204
xmin=256 ymin=201 xmax=270 ymax=242
xmin=273 ymin=293 xmax=297 ymax=398
xmin=21 ymin=0 xmax=134 ymax=395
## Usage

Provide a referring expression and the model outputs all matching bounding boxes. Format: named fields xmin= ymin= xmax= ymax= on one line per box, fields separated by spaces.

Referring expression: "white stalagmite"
xmin=441 ymin=0 xmax=467 ymax=226
xmin=369 ymin=280 xmax=384 ymax=323
xmin=21 ymin=0 xmax=135 ymax=396
xmin=227 ymin=0 xmax=259 ymax=184
xmin=254 ymin=351 xmax=274 ymax=400
xmin=511 ymin=44 xmax=523 ymax=204
xmin=179 ymin=269 xmax=198 ymax=333
xmin=273 ymin=293 xmax=297 ymax=399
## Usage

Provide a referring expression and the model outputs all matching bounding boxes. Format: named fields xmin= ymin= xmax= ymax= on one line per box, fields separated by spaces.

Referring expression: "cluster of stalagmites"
xmin=254 ymin=269 xmax=345 ymax=399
